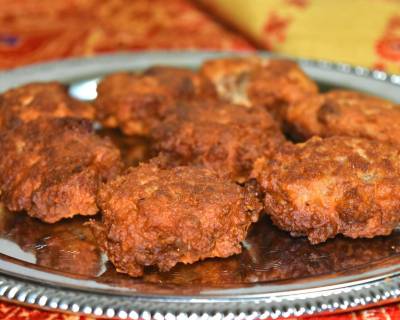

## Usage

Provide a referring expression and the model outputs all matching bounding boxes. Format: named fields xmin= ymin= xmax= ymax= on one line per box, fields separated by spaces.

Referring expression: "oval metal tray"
xmin=0 ymin=52 xmax=400 ymax=319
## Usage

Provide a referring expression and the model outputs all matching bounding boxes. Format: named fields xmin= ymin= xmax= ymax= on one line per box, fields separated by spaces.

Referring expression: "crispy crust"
xmin=252 ymin=136 xmax=400 ymax=244
xmin=0 ymin=118 xmax=123 ymax=223
xmin=0 ymin=82 xmax=95 ymax=129
xmin=151 ymin=100 xmax=286 ymax=181
xmin=285 ymin=90 xmax=399 ymax=143
xmin=94 ymin=67 xmax=216 ymax=136
xmin=93 ymin=162 xmax=262 ymax=277
xmin=201 ymin=57 xmax=318 ymax=120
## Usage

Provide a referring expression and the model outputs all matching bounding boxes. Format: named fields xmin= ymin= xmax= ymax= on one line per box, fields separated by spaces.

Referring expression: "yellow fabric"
xmin=198 ymin=0 xmax=400 ymax=73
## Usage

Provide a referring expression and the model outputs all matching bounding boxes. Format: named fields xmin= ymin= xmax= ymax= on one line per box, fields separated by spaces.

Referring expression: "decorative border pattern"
xmin=0 ymin=52 xmax=399 ymax=319
xmin=1 ymin=273 xmax=400 ymax=319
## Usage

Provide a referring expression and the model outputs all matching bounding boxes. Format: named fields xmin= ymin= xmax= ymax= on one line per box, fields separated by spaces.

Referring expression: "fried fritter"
xmin=252 ymin=136 xmax=400 ymax=244
xmin=152 ymin=101 xmax=286 ymax=181
xmin=0 ymin=118 xmax=122 ymax=223
xmin=201 ymin=57 xmax=318 ymax=120
xmin=92 ymin=162 xmax=262 ymax=277
xmin=95 ymin=67 xmax=216 ymax=136
xmin=0 ymin=82 xmax=95 ymax=129
xmin=285 ymin=90 xmax=400 ymax=143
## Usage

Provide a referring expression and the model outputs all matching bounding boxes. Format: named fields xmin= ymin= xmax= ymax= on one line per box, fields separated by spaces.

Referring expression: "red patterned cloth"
xmin=0 ymin=0 xmax=399 ymax=319
xmin=0 ymin=0 xmax=253 ymax=69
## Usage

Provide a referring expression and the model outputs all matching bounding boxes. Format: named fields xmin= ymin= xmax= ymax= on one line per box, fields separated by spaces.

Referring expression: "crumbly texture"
xmin=0 ymin=118 xmax=122 ymax=223
xmin=94 ymin=67 xmax=216 ymax=136
xmin=151 ymin=101 xmax=286 ymax=181
xmin=285 ymin=90 xmax=399 ymax=142
xmin=201 ymin=57 xmax=318 ymax=120
xmin=93 ymin=163 xmax=262 ymax=277
xmin=252 ymin=136 xmax=400 ymax=244
xmin=0 ymin=82 xmax=95 ymax=129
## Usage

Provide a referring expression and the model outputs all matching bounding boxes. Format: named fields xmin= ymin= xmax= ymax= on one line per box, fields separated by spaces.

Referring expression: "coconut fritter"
xmin=95 ymin=67 xmax=216 ymax=136
xmin=152 ymin=101 xmax=286 ymax=181
xmin=285 ymin=90 xmax=400 ymax=143
xmin=252 ymin=136 xmax=400 ymax=244
xmin=93 ymin=162 xmax=262 ymax=277
xmin=0 ymin=82 xmax=95 ymax=129
xmin=0 ymin=118 xmax=122 ymax=223
xmin=201 ymin=57 xmax=317 ymax=120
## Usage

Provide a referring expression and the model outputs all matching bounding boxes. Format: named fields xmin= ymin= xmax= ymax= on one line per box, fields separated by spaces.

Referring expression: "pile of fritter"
xmin=151 ymin=100 xmax=285 ymax=181
xmin=1 ymin=56 xmax=399 ymax=278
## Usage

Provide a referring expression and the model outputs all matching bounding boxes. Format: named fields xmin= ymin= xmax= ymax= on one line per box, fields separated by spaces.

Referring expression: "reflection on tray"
xmin=1 ymin=206 xmax=400 ymax=288
xmin=0 ymin=128 xmax=399 ymax=289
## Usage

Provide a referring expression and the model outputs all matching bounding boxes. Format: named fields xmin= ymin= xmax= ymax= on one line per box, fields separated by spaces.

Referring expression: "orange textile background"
xmin=0 ymin=0 xmax=253 ymax=69
xmin=0 ymin=0 xmax=400 ymax=319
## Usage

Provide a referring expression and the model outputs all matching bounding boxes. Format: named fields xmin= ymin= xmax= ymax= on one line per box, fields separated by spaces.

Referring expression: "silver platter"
xmin=0 ymin=52 xmax=399 ymax=319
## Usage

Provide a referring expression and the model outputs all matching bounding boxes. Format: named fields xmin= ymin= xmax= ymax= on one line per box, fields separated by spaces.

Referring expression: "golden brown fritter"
xmin=92 ymin=162 xmax=262 ymax=277
xmin=95 ymin=67 xmax=216 ymax=136
xmin=252 ymin=136 xmax=400 ymax=244
xmin=95 ymin=73 xmax=170 ymax=135
xmin=0 ymin=82 xmax=95 ymax=129
xmin=201 ymin=57 xmax=318 ymax=120
xmin=0 ymin=118 xmax=123 ymax=223
xmin=152 ymin=101 xmax=286 ymax=181
xmin=285 ymin=90 xmax=399 ymax=142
